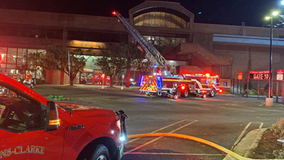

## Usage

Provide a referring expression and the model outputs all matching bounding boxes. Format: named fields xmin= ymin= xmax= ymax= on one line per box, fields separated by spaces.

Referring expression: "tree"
xmin=18 ymin=52 xmax=42 ymax=75
xmin=95 ymin=42 xmax=154 ymax=87
xmin=26 ymin=44 xmax=86 ymax=86
xmin=121 ymin=42 xmax=145 ymax=87
xmin=95 ymin=44 xmax=125 ymax=87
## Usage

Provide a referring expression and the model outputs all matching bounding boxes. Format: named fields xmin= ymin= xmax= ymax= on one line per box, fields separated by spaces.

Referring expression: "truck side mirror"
xmin=45 ymin=101 xmax=60 ymax=131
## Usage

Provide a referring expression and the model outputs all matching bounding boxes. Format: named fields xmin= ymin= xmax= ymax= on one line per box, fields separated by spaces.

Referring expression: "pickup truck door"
xmin=0 ymin=128 xmax=64 ymax=160
xmin=0 ymin=85 xmax=64 ymax=160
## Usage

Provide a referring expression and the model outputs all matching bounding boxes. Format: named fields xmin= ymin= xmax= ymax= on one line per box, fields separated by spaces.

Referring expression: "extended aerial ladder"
xmin=113 ymin=11 xmax=170 ymax=75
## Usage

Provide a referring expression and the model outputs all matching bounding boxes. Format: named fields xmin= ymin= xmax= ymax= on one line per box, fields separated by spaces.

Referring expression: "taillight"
xmin=174 ymin=95 xmax=179 ymax=100
xmin=181 ymin=86 xmax=185 ymax=90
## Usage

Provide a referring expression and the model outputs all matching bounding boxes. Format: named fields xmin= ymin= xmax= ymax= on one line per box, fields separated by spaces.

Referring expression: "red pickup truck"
xmin=0 ymin=74 xmax=127 ymax=160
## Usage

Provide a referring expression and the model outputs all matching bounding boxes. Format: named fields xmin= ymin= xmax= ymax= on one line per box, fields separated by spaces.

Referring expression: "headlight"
xmin=119 ymin=136 xmax=126 ymax=142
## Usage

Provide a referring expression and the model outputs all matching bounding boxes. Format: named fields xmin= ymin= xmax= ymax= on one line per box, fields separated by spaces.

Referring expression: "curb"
xmin=223 ymin=128 xmax=266 ymax=160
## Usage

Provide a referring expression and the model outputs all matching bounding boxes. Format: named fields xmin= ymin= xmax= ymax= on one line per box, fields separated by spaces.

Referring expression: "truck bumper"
xmin=117 ymin=144 xmax=124 ymax=160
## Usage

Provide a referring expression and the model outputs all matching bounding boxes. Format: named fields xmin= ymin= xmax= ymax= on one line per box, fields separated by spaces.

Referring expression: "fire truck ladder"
xmin=114 ymin=12 xmax=170 ymax=74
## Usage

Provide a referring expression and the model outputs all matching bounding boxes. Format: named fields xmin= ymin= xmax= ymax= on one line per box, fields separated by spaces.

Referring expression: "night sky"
xmin=0 ymin=0 xmax=282 ymax=27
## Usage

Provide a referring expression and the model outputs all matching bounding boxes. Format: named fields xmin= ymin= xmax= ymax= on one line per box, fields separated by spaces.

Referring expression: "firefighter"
xmin=23 ymin=74 xmax=34 ymax=88
xmin=12 ymin=73 xmax=21 ymax=82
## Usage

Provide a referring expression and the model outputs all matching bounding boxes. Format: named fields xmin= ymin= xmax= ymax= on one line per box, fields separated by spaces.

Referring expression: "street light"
xmin=265 ymin=11 xmax=279 ymax=106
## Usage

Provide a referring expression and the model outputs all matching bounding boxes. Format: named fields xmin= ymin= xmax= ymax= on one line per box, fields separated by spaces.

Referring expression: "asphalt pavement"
xmin=34 ymin=84 xmax=284 ymax=160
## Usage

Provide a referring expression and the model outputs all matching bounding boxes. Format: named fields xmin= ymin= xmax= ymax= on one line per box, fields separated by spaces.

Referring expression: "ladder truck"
xmin=113 ymin=11 xmax=221 ymax=99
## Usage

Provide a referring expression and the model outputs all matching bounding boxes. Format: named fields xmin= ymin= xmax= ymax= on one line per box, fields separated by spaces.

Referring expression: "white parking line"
xmin=126 ymin=119 xmax=186 ymax=144
xmin=220 ymin=106 xmax=255 ymax=113
xmin=125 ymin=120 xmax=198 ymax=155
xmin=251 ymin=122 xmax=263 ymax=130
xmin=225 ymin=103 xmax=239 ymax=106
xmin=258 ymin=123 xmax=263 ymax=130
xmin=231 ymin=122 xmax=251 ymax=150
xmin=258 ymin=103 xmax=265 ymax=107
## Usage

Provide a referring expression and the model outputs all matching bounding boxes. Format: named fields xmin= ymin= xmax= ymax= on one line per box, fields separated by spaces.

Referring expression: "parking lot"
xmin=35 ymin=85 xmax=284 ymax=160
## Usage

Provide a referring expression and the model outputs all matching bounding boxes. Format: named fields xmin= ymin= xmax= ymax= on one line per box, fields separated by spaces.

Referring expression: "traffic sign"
xmin=277 ymin=70 xmax=283 ymax=81
xmin=249 ymin=70 xmax=269 ymax=80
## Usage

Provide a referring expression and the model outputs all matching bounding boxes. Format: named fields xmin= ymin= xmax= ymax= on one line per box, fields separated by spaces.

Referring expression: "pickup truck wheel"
xmin=90 ymin=144 xmax=110 ymax=160
xmin=209 ymin=89 xmax=215 ymax=97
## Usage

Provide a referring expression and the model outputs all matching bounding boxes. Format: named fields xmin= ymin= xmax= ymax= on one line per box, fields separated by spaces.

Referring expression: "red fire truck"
xmin=0 ymin=74 xmax=127 ymax=160
xmin=139 ymin=73 xmax=221 ymax=98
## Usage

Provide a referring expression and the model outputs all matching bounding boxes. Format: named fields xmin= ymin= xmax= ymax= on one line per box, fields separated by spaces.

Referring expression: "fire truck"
xmin=113 ymin=12 xmax=222 ymax=99
xmin=139 ymin=73 xmax=221 ymax=98
xmin=0 ymin=74 xmax=127 ymax=160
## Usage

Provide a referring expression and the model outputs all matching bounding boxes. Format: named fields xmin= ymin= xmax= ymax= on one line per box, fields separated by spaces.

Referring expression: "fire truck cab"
xmin=0 ymin=74 xmax=127 ymax=160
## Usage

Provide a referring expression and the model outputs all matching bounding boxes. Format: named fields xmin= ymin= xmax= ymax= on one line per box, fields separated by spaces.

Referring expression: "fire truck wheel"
xmin=176 ymin=89 xmax=182 ymax=98
xmin=90 ymin=144 xmax=110 ymax=160
xmin=209 ymin=89 xmax=215 ymax=97
xmin=183 ymin=89 xmax=189 ymax=98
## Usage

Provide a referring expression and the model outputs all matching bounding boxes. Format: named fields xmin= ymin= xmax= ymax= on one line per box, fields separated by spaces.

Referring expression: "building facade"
xmin=0 ymin=0 xmax=283 ymax=88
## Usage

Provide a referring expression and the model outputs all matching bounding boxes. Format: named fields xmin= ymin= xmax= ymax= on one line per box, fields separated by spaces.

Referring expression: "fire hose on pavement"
xmin=127 ymin=133 xmax=267 ymax=160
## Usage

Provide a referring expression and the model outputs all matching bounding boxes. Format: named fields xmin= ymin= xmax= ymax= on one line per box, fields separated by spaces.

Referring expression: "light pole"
xmin=265 ymin=11 xmax=279 ymax=106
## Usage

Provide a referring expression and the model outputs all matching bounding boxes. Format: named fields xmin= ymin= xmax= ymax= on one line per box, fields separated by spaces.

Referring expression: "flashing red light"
xmin=212 ymin=84 xmax=215 ymax=87
xmin=174 ymin=95 xmax=179 ymax=100
xmin=219 ymin=89 xmax=223 ymax=93
xmin=181 ymin=86 xmax=185 ymax=90
xmin=215 ymin=75 xmax=219 ymax=78
xmin=203 ymin=95 xmax=207 ymax=98
xmin=205 ymin=73 xmax=210 ymax=78
xmin=112 ymin=11 xmax=117 ymax=16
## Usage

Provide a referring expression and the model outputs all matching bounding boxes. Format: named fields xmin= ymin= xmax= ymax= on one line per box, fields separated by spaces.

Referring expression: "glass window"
xmin=17 ymin=48 xmax=25 ymax=69
xmin=0 ymin=48 xmax=7 ymax=65
xmin=28 ymin=49 xmax=37 ymax=54
xmin=134 ymin=12 xmax=187 ymax=29
xmin=0 ymin=84 xmax=44 ymax=133
xmin=144 ymin=35 xmax=185 ymax=47
xmin=7 ymin=48 xmax=17 ymax=64
xmin=37 ymin=49 xmax=46 ymax=54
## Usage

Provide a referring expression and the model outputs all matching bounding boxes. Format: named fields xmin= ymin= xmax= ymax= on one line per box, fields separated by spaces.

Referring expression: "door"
xmin=0 ymin=84 xmax=64 ymax=160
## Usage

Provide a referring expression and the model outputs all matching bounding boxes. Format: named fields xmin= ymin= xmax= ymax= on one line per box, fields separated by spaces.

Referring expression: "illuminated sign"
xmin=0 ymin=145 xmax=45 ymax=159
xmin=68 ymin=40 xmax=106 ymax=48
xmin=238 ymin=72 xmax=242 ymax=80
xmin=277 ymin=70 xmax=283 ymax=81
xmin=249 ymin=70 xmax=269 ymax=80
